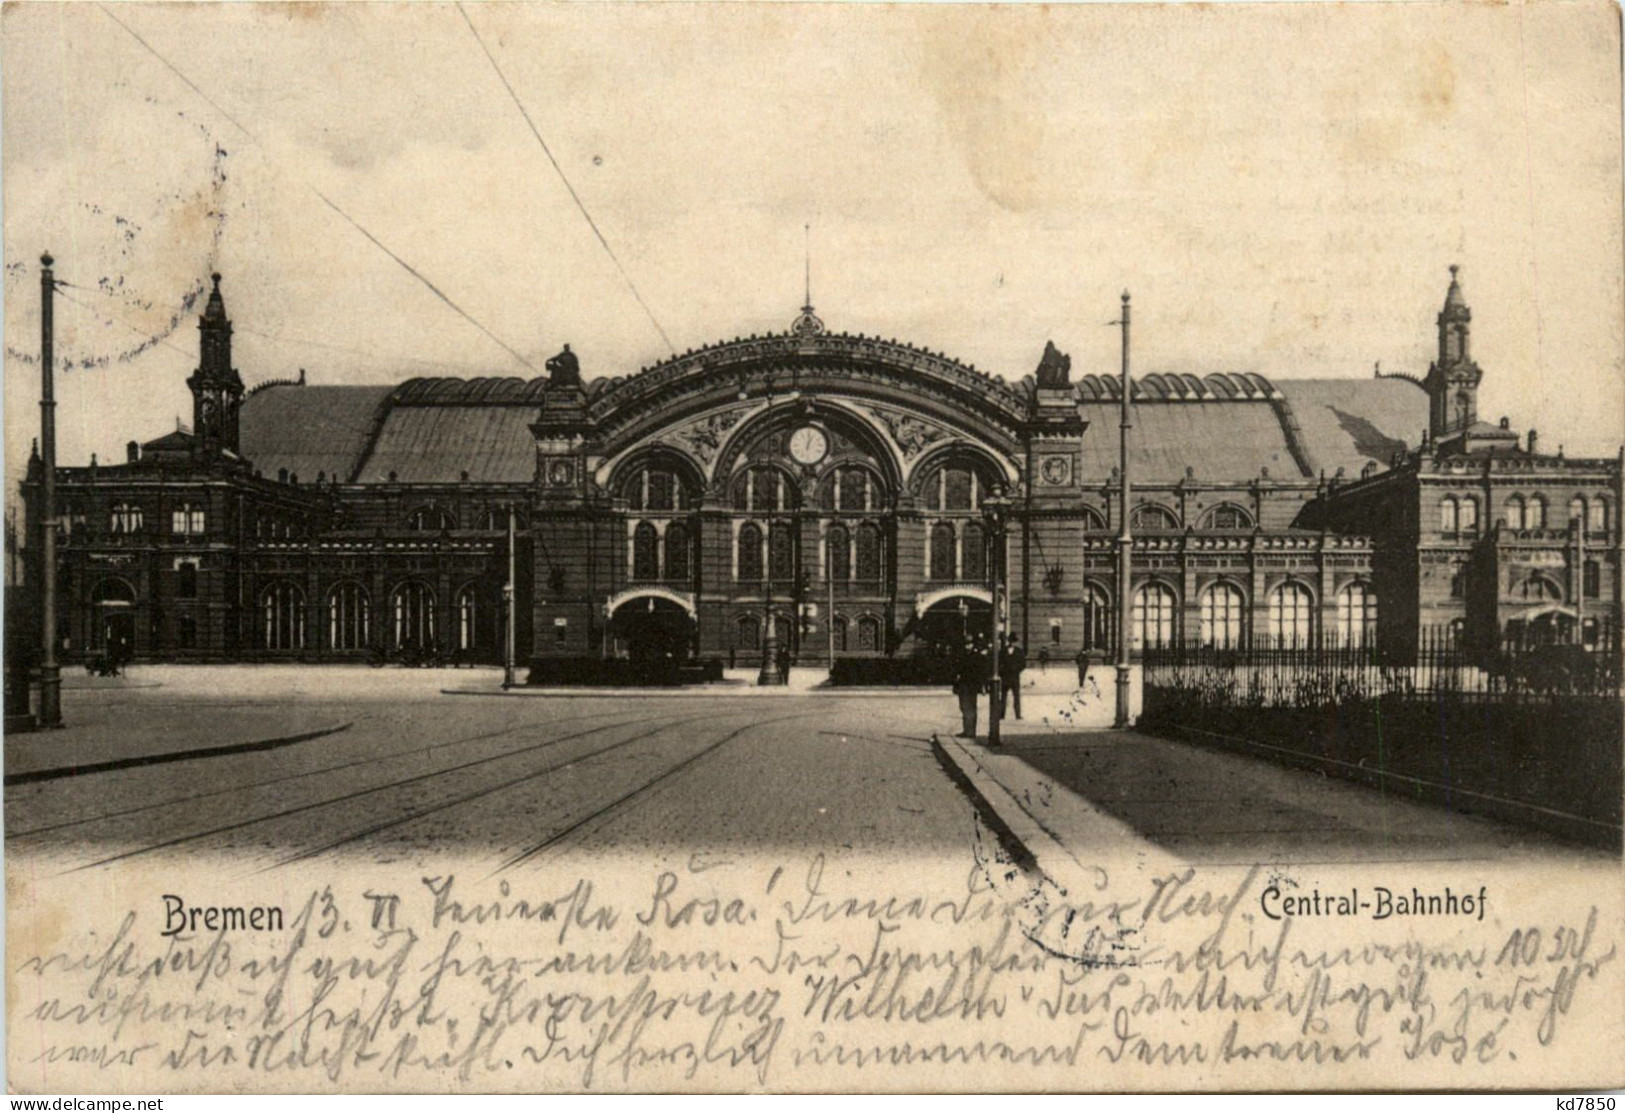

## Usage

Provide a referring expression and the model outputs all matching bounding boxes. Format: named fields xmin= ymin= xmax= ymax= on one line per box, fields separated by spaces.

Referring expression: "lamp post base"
xmin=1113 ymin=663 xmax=1132 ymax=729
xmin=37 ymin=667 xmax=63 ymax=729
xmin=987 ymin=677 xmax=1003 ymax=746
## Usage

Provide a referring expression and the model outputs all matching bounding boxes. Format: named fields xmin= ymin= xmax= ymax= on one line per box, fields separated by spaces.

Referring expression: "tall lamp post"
xmin=757 ymin=525 xmax=784 ymax=686
xmin=38 ymin=253 xmax=62 ymax=729
xmin=503 ymin=503 xmax=517 ymax=688
xmin=1114 ymin=291 xmax=1134 ymax=729
xmin=983 ymin=485 xmax=1011 ymax=746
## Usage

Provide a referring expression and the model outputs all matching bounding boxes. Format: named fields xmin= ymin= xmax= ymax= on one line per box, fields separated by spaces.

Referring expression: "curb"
xmin=4 ymin=721 xmax=354 ymax=786
xmin=440 ymin=687 xmax=951 ymax=699
xmin=930 ymin=732 xmax=1107 ymax=897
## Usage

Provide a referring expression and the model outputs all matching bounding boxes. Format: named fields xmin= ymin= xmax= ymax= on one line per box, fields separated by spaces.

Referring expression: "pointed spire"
xmin=202 ymin=271 xmax=228 ymax=323
xmin=1442 ymin=263 xmax=1468 ymax=315
xmin=790 ymin=223 xmax=825 ymax=337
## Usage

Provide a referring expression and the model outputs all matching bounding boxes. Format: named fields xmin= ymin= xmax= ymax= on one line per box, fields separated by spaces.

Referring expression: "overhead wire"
xmin=94 ymin=3 xmax=539 ymax=375
xmin=455 ymin=2 xmax=677 ymax=357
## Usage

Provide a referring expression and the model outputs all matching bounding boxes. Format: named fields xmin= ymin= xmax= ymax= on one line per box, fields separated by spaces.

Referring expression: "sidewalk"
xmin=4 ymin=698 xmax=351 ymax=785
xmin=933 ymin=725 xmax=1607 ymax=889
xmin=443 ymin=667 xmax=954 ymax=698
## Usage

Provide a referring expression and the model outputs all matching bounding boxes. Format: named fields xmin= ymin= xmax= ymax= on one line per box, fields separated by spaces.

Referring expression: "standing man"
xmin=1000 ymin=637 xmax=1026 ymax=720
xmin=952 ymin=638 xmax=983 ymax=738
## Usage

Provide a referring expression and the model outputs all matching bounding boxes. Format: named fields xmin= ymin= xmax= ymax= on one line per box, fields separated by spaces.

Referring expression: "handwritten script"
xmin=11 ymin=848 xmax=1619 ymax=1091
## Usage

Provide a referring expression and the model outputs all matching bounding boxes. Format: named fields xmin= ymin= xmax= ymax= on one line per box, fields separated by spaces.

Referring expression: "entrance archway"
xmin=608 ymin=594 xmax=697 ymax=664
xmin=919 ymin=594 xmax=993 ymax=655
xmin=90 ymin=577 xmax=136 ymax=658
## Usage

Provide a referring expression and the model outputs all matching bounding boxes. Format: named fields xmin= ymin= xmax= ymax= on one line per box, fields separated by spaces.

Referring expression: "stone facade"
xmin=13 ymin=269 xmax=1620 ymax=671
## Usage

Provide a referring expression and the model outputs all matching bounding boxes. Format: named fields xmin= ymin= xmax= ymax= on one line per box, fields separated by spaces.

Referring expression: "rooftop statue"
xmin=546 ymin=343 xmax=581 ymax=387
xmin=1036 ymin=339 xmax=1072 ymax=388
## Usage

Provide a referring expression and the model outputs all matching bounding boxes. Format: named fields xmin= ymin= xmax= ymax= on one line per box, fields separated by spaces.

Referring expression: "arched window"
xmin=1527 ymin=495 xmax=1546 ymax=530
xmin=1590 ymin=497 xmax=1609 ymax=534
xmin=832 ymin=615 xmax=848 ymax=652
xmin=1082 ymin=584 xmax=1111 ymax=652
xmin=839 ymin=468 xmax=871 ymax=513
xmin=1132 ymin=504 xmax=1179 ymax=531
xmin=733 ymin=466 xmax=797 ymax=512
xmin=1519 ymin=575 xmax=1562 ymax=601
xmin=961 ymin=521 xmax=988 ymax=582
xmin=736 ymin=614 xmax=760 ymax=651
xmin=1132 ymin=583 xmax=1177 ymax=650
xmin=261 ymin=582 xmax=306 ymax=651
xmin=920 ymin=463 xmax=987 ymax=512
xmin=769 ymin=521 xmax=795 ymax=581
xmin=407 ymin=506 xmax=455 ymax=531
xmin=855 ymin=523 xmax=882 ymax=582
xmin=857 ymin=615 xmax=882 ymax=652
xmin=328 ymin=582 xmax=369 ymax=650
xmin=109 ymin=503 xmax=144 ymax=534
xmin=1267 ymin=582 xmax=1315 ymax=648
xmin=1440 ymin=496 xmax=1459 ymax=533
xmin=827 ymin=524 xmax=851 ymax=583
xmin=665 ymin=521 xmax=691 ymax=581
xmin=478 ymin=507 xmax=525 ymax=531
xmin=171 ymin=502 xmax=206 ymax=536
xmin=1336 ymin=582 xmax=1378 ymax=649
xmin=391 ymin=581 xmax=436 ymax=648
xmin=738 ymin=523 xmax=764 ymax=582
xmin=625 ymin=465 xmax=690 ymax=512
xmin=1199 ymin=582 xmax=1246 ymax=649
xmin=1200 ymin=504 xmax=1252 ymax=531
xmin=1459 ymin=496 xmax=1479 ymax=534
xmin=1079 ymin=506 xmax=1107 ymax=531
xmin=1504 ymin=495 xmax=1525 ymax=531
xmin=1570 ymin=496 xmax=1587 ymax=529
xmin=456 ymin=585 xmax=478 ymax=652
xmin=929 ymin=523 xmax=957 ymax=581
xmin=632 ymin=522 xmax=660 ymax=581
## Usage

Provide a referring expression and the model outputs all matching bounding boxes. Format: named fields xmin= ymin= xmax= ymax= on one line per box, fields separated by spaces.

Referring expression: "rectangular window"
xmin=554 ymin=618 xmax=568 ymax=645
xmin=177 ymin=615 xmax=198 ymax=649
xmin=176 ymin=560 xmax=199 ymax=599
xmin=1050 ymin=619 xmax=1063 ymax=645
xmin=1584 ymin=561 xmax=1601 ymax=599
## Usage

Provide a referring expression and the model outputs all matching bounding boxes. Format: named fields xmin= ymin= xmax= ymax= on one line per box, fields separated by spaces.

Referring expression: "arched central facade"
xmin=30 ymin=270 xmax=1617 ymax=671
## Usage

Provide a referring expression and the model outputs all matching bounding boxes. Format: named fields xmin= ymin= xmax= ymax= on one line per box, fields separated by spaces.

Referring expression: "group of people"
xmin=950 ymin=634 xmax=1026 ymax=739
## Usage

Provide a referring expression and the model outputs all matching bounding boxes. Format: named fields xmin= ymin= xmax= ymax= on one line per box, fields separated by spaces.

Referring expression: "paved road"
xmin=6 ymin=666 xmax=1607 ymax=877
xmin=4 ymin=675 xmax=977 ymax=875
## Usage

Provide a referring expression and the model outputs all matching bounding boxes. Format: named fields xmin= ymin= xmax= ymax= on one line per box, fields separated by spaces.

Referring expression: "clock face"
xmin=548 ymin=459 xmax=574 ymax=486
xmin=1041 ymin=455 xmax=1072 ymax=485
xmin=788 ymin=425 xmax=829 ymax=466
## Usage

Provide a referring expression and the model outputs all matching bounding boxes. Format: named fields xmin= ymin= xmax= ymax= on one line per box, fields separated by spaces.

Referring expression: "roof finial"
xmin=790 ymin=222 xmax=825 ymax=337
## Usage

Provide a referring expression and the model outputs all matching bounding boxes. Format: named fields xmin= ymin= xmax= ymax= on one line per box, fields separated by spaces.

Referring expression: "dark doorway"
xmin=610 ymin=596 xmax=696 ymax=665
xmin=920 ymin=596 xmax=992 ymax=655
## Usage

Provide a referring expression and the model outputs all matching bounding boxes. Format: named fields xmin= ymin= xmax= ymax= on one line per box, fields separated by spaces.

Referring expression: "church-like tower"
xmin=1424 ymin=264 xmax=1482 ymax=440
xmin=186 ymin=272 xmax=244 ymax=458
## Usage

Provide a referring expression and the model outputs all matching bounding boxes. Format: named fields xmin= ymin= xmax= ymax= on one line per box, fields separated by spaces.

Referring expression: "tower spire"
xmin=790 ymin=222 xmax=825 ymax=337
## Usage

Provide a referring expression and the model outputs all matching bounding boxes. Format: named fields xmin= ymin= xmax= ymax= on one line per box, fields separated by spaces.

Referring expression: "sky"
xmin=3 ymin=1 xmax=1622 ymax=496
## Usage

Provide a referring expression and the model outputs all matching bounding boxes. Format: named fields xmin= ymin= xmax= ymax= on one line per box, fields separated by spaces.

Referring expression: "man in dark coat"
xmin=1000 ymin=638 xmax=1027 ymax=720
xmin=951 ymin=639 xmax=985 ymax=738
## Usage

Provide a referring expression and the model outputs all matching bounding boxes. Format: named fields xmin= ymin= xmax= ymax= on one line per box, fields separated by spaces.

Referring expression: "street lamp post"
xmin=757 ymin=526 xmax=783 ymax=686
xmin=38 ymin=253 xmax=62 ymax=729
xmin=1115 ymin=291 xmax=1134 ymax=729
xmin=503 ymin=503 xmax=517 ymax=688
xmin=983 ymin=486 xmax=1011 ymax=746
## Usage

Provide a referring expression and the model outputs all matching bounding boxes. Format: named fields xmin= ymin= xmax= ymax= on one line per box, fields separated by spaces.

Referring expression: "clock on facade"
xmin=1040 ymin=455 xmax=1072 ymax=486
xmin=788 ymin=425 xmax=829 ymax=466
xmin=547 ymin=459 xmax=574 ymax=486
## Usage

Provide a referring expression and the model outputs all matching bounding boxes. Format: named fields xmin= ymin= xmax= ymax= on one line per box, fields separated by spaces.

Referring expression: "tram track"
xmin=261 ymin=708 xmax=754 ymax=871
xmin=65 ymin=709 xmax=697 ymax=873
xmin=494 ymin=709 xmax=818 ymax=872
xmin=7 ymin=705 xmax=636 ymax=840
